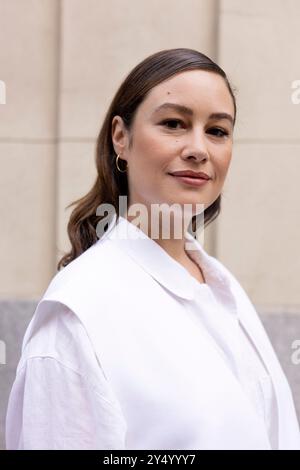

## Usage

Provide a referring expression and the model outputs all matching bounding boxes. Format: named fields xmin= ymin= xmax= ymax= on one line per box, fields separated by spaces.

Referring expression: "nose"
xmin=180 ymin=128 xmax=209 ymax=163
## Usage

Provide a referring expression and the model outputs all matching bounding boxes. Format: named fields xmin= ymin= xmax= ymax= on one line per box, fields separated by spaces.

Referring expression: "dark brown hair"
xmin=57 ymin=48 xmax=237 ymax=271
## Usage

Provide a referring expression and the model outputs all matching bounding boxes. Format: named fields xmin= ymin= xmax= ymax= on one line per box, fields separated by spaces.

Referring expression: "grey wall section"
xmin=0 ymin=301 xmax=37 ymax=450
xmin=0 ymin=301 xmax=299 ymax=450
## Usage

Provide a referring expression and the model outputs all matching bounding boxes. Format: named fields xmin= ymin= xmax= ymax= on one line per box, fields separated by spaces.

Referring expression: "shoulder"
xmin=49 ymin=237 xmax=120 ymax=290
xmin=18 ymin=302 xmax=104 ymax=384
xmin=44 ymin=236 xmax=136 ymax=303
xmin=21 ymin=235 xmax=149 ymax=364
xmin=16 ymin=300 xmax=127 ymax=407
xmin=207 ymin=252 xmax=248 ymax=295
xmin=208 ymin=254 xmax=270 ymax=330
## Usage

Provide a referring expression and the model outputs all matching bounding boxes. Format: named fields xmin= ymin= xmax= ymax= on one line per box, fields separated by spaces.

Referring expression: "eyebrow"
xmin=152 ymin=102 xmax=234 ymax=126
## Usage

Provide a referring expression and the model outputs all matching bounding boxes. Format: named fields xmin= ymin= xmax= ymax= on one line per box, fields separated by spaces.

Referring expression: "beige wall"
xmin=217 ymin=0 xmax=300 ymax=309
xmin=0 ymin=0 xmax=299 ymax=311
xmin=0 ymin=0 xmax=59 ymax=298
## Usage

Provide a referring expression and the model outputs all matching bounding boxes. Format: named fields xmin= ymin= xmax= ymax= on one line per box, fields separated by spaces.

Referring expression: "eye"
xmin=207 ymin=127 xmax=229 ymax=138
xmin=160 ymin=119 xmax=184 ymax=129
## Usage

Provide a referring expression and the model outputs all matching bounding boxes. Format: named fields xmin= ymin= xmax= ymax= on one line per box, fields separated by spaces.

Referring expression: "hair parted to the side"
xmin=57 ymin=47 xmax=237 ymax=271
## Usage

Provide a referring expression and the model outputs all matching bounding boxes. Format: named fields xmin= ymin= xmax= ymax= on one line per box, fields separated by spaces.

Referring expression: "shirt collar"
xmin=103 ymin=214 xmax=238 ymax=310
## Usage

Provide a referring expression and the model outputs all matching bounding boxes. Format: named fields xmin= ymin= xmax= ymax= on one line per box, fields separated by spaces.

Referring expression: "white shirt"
xmin=5 ymin=215 xmax=300 ymax=449
xmin=185 ymin=276 xmax=278 ymax=450
xmin=6 ymin=304 xmax=126 ymax=450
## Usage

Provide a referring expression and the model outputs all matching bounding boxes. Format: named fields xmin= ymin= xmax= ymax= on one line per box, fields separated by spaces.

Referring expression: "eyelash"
xmin=160 ymin=119 xmax=229 ymax=138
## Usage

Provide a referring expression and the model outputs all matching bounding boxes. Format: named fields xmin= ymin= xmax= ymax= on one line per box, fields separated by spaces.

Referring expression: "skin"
xmin=111 ymin=69 xmax=235 ymax=282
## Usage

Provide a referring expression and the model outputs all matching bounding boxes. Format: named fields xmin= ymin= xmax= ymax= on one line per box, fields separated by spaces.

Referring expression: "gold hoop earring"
xmin=115 ymin=153 xmax=128 ymax=173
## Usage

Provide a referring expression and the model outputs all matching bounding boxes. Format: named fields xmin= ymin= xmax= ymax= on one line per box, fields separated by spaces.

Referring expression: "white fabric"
xmin=5 ymin=306 xmax=126 ymax=450
xmin=186 ymin=278 xmax=278 ymax=450
xmin=5 ymin=215 xmax=300 ymax=450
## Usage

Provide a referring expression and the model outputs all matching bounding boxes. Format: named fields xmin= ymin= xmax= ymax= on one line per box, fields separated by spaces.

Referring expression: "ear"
xmin=111 ymin=115 xmax=130 ymax=160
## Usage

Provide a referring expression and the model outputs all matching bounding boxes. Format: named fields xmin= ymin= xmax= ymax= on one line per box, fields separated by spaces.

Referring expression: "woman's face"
xmin=112 ymin=69 xmax=235 ymax=220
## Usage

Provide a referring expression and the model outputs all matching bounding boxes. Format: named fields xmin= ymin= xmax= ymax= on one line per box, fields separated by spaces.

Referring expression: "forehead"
xmin=139 ymin=69 xmax=234 ymax=116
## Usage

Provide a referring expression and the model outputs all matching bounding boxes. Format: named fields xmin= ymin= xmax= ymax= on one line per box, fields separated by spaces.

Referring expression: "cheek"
xmin=132 ymin=141 xmax=171 ymax=174
xmin=135 ymin=125 xmax=174 ymax=161
xmin=221 ymin=155 xmax=232 ymax=174
xmin=212 ymin=152 xmax=232 ymax=186
xmin=216 ymin=147 xmax=232 ymax=171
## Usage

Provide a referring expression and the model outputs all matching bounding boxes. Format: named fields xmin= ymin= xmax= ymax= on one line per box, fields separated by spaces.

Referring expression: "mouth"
xmin=168 ymin=173 xmax=211 ymax=187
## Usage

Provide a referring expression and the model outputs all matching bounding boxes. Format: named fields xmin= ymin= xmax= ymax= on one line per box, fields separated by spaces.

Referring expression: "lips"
xmin=168 ymin=173 xmax=211 ymax=187
xmin=168 ymin=170 xmax=211 ymax=180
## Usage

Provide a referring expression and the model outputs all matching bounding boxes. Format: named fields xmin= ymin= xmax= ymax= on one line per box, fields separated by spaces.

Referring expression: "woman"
xmin=6 ymin=48 xmax=300 ymax=450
